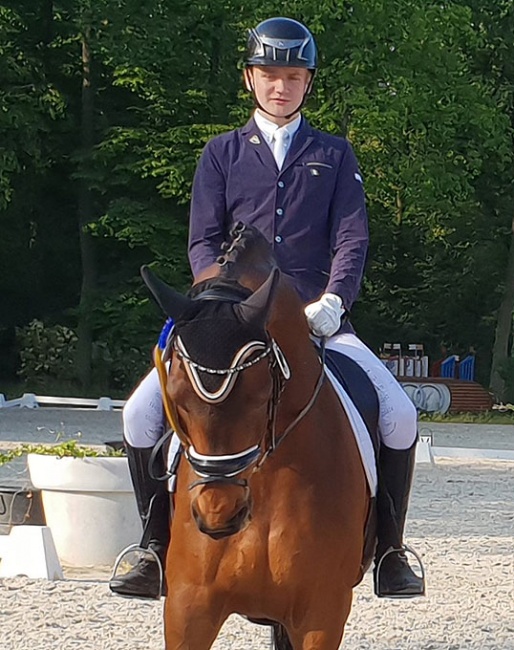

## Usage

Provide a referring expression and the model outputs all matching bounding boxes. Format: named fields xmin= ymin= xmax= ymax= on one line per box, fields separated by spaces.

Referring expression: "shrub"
xmin=16 ymin=319 xmax=78 ymax=386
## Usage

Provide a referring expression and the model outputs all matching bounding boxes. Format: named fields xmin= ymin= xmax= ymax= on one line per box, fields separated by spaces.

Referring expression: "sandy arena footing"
xmin=1 ymin=457 xmax=513 ymax=650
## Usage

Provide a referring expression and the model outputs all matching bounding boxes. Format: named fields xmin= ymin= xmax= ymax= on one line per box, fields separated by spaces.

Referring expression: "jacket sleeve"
xmin=325 ymin=142 xmax=369 ymax=311
xmin=188 ymin=140 xmax=227 ymax=277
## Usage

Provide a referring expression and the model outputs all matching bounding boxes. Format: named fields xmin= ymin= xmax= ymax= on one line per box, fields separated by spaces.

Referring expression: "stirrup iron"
xmin=110 ymin=543 xmax=165 ymax=598
xmin=374 ymin=544 xmax=426 ymax=599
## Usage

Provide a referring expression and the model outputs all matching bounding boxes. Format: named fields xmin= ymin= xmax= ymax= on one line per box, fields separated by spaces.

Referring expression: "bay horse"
xmin=142 ymin=223 xmax=375 ymax=649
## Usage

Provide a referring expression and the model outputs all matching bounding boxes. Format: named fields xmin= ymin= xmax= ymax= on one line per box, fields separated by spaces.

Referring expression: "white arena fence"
xmin=1 ymin=395 xmax=513 ymax=464
xmin=0 ymin=393 xmax=126 ymax=410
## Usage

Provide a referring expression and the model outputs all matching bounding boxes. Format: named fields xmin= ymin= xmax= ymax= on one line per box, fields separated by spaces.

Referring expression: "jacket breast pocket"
xmin=289 ymin=161 xmax=337 ymax=216
xmin=299 ymin=161 xmax=334 ymax=178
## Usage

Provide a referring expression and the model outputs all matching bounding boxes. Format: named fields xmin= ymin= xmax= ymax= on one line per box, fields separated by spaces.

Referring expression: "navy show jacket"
xmin=188 ymin=116 xmax=368 ymax=318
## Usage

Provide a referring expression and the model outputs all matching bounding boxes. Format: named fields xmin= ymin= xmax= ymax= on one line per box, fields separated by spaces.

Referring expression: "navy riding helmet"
xmin=246 ymin=17 xmax=317 ymax=71
xmin=245 ymin=18 xmax=317 ymax=118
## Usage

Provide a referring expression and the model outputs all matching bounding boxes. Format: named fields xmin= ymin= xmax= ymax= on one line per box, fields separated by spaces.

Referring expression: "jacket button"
xmin=278 ymin=181 xmax=285 ymax=188
xmin=276 ymin=208 xmax=283 ymax=216
xmin=275 ymin=235 xmax=282 ymax=243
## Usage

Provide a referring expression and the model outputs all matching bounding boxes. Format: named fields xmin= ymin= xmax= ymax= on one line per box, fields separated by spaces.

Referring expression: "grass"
xmin=419 ymin=410 xmax=514 ymax=425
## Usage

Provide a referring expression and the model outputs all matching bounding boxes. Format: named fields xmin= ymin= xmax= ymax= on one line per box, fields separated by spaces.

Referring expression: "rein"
xmin=254 ymin=340 xmax=325 ymax=470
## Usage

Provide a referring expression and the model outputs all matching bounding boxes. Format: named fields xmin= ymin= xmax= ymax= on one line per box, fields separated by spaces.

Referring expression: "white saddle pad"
xmin=324 ymin=366 xmax=378 ymax=496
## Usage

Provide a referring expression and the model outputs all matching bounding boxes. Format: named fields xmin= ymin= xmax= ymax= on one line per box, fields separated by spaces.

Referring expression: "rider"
xmin=110 ymin=16 xmax=425 ymax=601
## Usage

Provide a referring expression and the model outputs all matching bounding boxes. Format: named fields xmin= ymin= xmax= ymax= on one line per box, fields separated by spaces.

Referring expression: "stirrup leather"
xmin=374 ymin=544 xmax=426 ymax=599
xmin=110 ymin=543 xmax=165 ymax=598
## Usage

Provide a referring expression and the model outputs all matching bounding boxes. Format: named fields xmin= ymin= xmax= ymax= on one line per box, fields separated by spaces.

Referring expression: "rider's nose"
xmin=274 ymin=79 xmax=285 ymax=93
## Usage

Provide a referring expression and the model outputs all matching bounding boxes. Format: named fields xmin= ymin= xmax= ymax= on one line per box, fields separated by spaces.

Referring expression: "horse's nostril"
xmin=236 ymin=505 xmax=249 ymax=525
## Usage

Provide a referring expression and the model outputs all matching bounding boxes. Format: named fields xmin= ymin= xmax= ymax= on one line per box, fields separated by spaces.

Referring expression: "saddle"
xmin=323 ymin=347 xmax=380 ymax=458
xmin=322 ymin=346 xmax=380 ymax=578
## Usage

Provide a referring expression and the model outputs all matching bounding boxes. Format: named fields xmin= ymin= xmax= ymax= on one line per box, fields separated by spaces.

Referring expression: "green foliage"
xmin=17 ymin=320 xmax=78 ymax=386
xmin=0 ymin=4 xmax=66 ymax=208
xmin=308 ymin=1 xmax=513 ymax=358
xmin=0 ymin=439 xmax=124 ymax=466
xmin=15 ymin=314 xmax=155 ymax=395
xmin=0 ymin=0 xmax=513 ymax=395
xmin=496 ymin=357 xmax=514 ymax=404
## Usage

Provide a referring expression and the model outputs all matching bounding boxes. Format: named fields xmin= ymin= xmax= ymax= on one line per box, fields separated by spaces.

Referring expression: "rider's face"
xmin=246 ymin=65 xmax=312 ymax=125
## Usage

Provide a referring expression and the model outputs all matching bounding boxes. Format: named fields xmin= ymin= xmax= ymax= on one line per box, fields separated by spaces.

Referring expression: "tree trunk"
xmin=489 ymin=215 xmax=514 ymax=400
xmin=40 ymin=0 xmax=54 ymax=45
xmin=75 ymin=14 xmax=97 ymax=391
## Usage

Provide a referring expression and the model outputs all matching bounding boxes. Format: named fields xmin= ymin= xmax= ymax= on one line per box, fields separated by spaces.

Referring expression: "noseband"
xmin=154 ymin=285 xmax=325 ymax=491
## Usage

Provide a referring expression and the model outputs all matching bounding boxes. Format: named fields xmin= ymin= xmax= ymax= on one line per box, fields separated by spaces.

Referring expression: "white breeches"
xmin=123 ymin=366 xmax=166 ymax=449
xmin=326 ymin=333 xmax=417 ymax=450
xmin=123 ymin=333 xmax=417 ymax=451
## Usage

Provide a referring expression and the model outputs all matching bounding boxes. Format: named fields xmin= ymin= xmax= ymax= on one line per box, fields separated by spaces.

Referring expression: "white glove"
xmin=304 ymin=293 xmax=345 ymax=337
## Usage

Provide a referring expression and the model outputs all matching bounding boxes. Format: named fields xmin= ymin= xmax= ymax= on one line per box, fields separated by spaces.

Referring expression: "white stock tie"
xmin=273 ymin=129 xmax=289 ymax=171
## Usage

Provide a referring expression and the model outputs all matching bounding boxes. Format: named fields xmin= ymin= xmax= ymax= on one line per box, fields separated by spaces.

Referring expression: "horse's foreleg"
xmin=286 ymin=591 xmax=353 ymax=650
xmin=163 ymin=591 xmax=226 ymax=650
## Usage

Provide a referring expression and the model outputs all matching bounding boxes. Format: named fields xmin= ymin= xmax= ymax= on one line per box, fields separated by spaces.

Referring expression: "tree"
xmin=307 ymin=1 xmax=512 ymax=370
xmin=0 ymin=2 xmax=67 ymax=322
xmin=1 ymin=0 xmax=512 ymax=396
xmin=457 ymin=0 xmax=514 ymax=399
xmin=75 ymin=1 xmax=97 ymax=389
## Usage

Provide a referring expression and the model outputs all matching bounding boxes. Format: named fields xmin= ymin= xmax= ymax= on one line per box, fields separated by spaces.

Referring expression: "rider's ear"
xmin=141 ymin=265 xmax=193 ymax=320
xmin=234 ymin=267 xmax=280 ymax=328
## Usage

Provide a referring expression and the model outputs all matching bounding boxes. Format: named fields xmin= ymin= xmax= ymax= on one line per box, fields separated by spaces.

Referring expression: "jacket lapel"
xmin=240 ymin=118 xmax=278 ymax=171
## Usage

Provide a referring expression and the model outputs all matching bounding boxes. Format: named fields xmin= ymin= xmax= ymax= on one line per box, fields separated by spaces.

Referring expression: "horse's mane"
xmin=216 ymin=222 xmax=277 ymax=283
xmin=176 ymin=224 xmax=277 ymax=393
xmin=189 ymin=223 xmax=276 ymax=300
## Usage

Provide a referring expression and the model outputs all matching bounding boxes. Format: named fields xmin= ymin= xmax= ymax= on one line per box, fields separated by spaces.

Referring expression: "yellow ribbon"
xmin=153 ymin=345 xmax=180 ymax=433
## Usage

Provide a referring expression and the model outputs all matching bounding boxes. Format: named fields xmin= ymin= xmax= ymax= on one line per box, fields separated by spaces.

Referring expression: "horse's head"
xmin=142 ymin=249 xmax=291 ymax=539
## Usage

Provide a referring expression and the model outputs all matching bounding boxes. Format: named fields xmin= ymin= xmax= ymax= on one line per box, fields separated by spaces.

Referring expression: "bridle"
xmin=174 ymin=334 xmax=277 ymax=404
xmin=153 ymin=285 xmax=325 ymax=491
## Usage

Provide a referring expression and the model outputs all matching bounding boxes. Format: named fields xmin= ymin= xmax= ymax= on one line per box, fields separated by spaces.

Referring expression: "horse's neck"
xmin=268 ymin=282 xmax=322 ymax=413
xmin=216 ymin=231 xmax=276 ymax=291
xmin=193 ymin=261 xmax=271 ymax=294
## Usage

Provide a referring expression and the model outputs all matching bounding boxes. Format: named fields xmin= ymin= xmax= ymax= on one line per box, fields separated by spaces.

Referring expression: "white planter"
xmin=27 ymin=454 xmax=142 ymax=567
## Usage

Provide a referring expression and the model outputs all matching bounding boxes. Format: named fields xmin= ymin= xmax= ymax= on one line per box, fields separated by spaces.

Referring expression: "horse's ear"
xmin=234 ymin=267 xmax=280 ymax=328
xmin=140 ymin=265 xmax=192 ymax=320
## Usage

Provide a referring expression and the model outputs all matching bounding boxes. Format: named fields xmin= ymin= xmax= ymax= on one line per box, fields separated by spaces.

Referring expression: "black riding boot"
xmin=373 ymin=440 xmax=425 ymax=598
xmin=109 ymin=443 xmax=170 ymax=600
